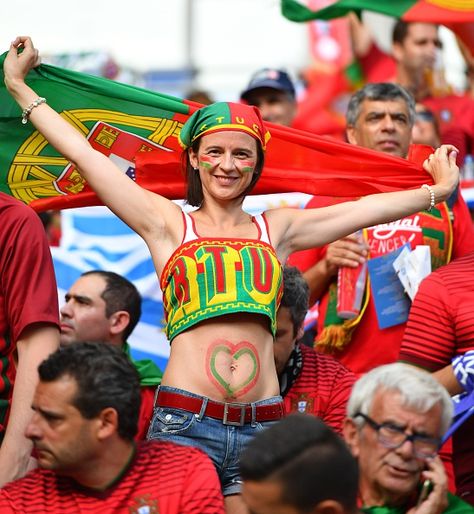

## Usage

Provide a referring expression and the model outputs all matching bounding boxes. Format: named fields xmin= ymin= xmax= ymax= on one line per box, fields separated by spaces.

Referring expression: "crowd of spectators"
xmin=0 ymin=16 xmax=473 ymax=514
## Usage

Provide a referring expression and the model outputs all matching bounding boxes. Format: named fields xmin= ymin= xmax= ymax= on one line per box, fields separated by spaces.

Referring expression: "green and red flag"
xmin=281 ymin=0 xmax=474 ymax=53
xmin=0 ymin=53 xmax=434 ymax=212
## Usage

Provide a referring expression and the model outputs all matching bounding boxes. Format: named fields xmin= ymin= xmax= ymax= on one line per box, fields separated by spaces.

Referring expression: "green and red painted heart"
xmin=206 ymin=340 xmax=260 ymax=398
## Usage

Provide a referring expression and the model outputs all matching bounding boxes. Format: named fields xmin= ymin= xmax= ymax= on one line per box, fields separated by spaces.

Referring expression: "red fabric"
xmin=288 ymin=192 xmax=474 ymax=376
xmin=136 ymin=386 xmax=155 ymax=441
xmin=30 ymin=119 xmax=436 ymax=213
xmin=404 ymin=2 xmax=474 ymax=25
xmin=400 ymin=252 xmax=474 ymax=504
xmin=0 ymin=193 xmax=59 ymax=439
xmin=283 ymin=344 xmax=356 ymax=434
xmin=0 ymin=441 xmax=225 ymax=513
xmin=30 ymin=128 xmax=433 ymax=213
xmin=137 ymin=127 xmax=434 ymax=201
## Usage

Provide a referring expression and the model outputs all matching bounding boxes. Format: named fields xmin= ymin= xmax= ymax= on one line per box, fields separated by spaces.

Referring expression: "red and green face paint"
xmin=239 ymin=159 xmax=256 ymax=173
xmin=198 ymin=154 xmax=255 ymax=173
xmin=199 ymin=154 xmax=214 ymax=170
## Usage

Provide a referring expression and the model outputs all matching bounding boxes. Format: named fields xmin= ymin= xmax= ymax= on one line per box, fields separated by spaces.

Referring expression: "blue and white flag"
xmin=51 ymin=206 xmax=170 ymax=371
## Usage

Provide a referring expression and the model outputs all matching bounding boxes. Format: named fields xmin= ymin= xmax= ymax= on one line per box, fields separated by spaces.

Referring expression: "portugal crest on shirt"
xmin=291 ymin=393 xmax=314 ymax=413
xmin=129 ymin=494 xmax=159 ymax=514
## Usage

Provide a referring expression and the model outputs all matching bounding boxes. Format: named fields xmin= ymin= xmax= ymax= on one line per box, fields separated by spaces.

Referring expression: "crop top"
xmin=161 ymin=211 xmax=283 ymax=342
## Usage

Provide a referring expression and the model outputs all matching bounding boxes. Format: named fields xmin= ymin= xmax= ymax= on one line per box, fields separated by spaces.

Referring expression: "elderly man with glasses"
xmin=343 ymin=363 xmax=473 ymax=514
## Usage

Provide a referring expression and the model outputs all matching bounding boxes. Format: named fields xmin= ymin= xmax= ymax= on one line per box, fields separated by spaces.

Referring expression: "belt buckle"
xmin=223 ymin=402 xmax=247 ymax=426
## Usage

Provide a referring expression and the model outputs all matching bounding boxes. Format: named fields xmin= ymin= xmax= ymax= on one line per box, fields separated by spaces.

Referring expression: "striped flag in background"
xmin=51 ymin=206 xmax=170 ymax=371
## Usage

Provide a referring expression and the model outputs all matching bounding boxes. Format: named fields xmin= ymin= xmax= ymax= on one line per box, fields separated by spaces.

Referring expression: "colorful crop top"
xmin=161 ymin=211 xmax=283 ymax=342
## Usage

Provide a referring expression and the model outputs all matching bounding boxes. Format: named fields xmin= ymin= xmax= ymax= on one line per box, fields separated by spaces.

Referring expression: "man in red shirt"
xmin=0 ymin=193 xmax=59 ymax=487
xmin=400 ymin=252 xmax=474 ymax=505
xmin=60 ymin=270 xmax=162 ymax=440
xmin=289 ymin=82 xmax=474 ymax=375
xmin=240 ymin=413 xmax=359 ymax=514
xmin=355 ymin=20 xmax=474 ymax=165
xmin=275 ymin=266 xmax=355 ymax=434
xmin=0 ymin=342 xmax=225 ymax=514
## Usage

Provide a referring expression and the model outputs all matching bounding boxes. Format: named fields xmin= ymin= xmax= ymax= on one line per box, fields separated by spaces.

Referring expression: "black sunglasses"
xmin=415 ymin=111 xmax=435 ymax=122
xmin=354 ymin=412 xmax=440 ymax=459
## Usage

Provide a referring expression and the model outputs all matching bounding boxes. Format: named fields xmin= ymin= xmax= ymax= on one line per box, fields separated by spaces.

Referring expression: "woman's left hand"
xmin=422 ymin=145 xmax=459 ymax=203
xmin=4 ymin=36 xmax=41 ymax=90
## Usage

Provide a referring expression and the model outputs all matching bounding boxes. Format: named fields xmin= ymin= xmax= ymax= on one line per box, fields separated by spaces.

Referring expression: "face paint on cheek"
xmin=238 ymin=160 xmax=256 ymax=173
xmin=199 ymin=154 xmax=216 ymax=170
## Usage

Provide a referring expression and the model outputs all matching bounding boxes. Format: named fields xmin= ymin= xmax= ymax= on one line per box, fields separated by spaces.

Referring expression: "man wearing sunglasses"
xmin=343 ymin=363 xmax=472 ymax=513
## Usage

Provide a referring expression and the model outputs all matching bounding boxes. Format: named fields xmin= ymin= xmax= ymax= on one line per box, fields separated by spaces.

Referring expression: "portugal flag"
xmin=281 ymin=0 xmax=474 ymax=52
xmin=0 ymin=53 xmax=434 ymax=212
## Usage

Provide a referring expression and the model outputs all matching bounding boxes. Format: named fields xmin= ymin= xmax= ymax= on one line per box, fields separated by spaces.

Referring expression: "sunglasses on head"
xmin=415 ymin=111 xmax=435 ymax=122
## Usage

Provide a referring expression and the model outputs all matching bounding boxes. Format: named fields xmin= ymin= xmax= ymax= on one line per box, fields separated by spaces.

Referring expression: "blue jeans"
xmin=146 ymin=386 xmax=282 ymax=496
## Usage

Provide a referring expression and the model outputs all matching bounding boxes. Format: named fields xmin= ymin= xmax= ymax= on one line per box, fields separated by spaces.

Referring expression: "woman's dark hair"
xmin=182 ymin=137 xmax=265 ymax=207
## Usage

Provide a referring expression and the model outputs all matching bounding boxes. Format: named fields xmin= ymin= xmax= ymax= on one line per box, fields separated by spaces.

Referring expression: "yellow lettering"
xmin=236 ymin=116 xmax=245 ymax=124
xmin=166 ymin=256 xmax=200 ymax=326
xmin=215 ymin=116 xmax=225 ymax=124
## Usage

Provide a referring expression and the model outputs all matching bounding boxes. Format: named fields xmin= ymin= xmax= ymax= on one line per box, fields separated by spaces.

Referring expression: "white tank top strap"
xmin=253 ymin=212 xmax=271 ymax=245
xmin=181 ymin=210 xmax=199 ymax=244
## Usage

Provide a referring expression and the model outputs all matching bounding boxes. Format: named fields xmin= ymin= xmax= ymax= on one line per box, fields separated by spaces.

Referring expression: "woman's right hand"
xmin=4 ymin=36 xmax=40 ymax=90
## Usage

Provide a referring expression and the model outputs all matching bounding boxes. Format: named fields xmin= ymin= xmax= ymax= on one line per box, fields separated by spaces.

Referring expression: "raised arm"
xmin=271 ymin=145 xmax=458 ymax=260
xmin=3 ymin=37 xmax=180 ymax=244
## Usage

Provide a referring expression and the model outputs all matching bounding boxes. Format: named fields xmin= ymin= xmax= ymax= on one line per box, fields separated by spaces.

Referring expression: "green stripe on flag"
xmin=0 ymin=52 xmax=191 ymax=205
xmin=281 ymin=0 xmax=415 ymax=22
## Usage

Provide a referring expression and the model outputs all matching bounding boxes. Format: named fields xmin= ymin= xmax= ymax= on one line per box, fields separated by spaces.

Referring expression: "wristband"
xmin=421 ymin=184 xmax=435 ymax=211
xmin=21 ymin=97 xmax=47 ymax=124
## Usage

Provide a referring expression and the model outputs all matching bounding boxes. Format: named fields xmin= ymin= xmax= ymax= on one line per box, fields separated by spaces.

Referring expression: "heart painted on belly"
xmin=206 ymin=340 xmax=261 ymax=398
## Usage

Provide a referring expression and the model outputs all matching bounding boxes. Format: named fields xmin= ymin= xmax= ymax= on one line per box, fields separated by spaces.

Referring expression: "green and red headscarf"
xmin=178 ymin=102 xmax=271 ymax=150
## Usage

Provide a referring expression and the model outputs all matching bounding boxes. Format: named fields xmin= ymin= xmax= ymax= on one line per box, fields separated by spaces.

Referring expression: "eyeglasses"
xmin=354 ymin=412 xmax=440 ymax=459
xmin=415 ymin=111 xmax=435 ymax=122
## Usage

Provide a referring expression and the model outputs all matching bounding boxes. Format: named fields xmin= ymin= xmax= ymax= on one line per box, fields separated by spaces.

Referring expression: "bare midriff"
xmin=161 ymin=313 xmax=279 ymax=403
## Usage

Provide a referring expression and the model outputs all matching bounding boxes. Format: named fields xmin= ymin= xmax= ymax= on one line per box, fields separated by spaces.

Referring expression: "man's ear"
xmin=296 ymin=322 xmax=305 ymax=342
xmin=346 ymin=126 xmax=358 ymax=146
xmin=109 ymin=311 xmax=130 ymax=337
xmin=96 ymin=407 xmax=119 ymax=441
xmin=343 ymin=417 xmax=361 ymax=458
xmin=392 ymin=42 xmax=403 ymax=64
xmin=313 ymin=499 xmax=346 ymax=514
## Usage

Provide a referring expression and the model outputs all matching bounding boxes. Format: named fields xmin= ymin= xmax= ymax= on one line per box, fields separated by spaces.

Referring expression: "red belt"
xmin=156 ymin=390 xmax=285 ymax=426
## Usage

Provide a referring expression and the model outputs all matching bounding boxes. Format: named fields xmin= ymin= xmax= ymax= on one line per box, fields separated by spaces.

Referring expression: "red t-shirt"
xmin=0 ymin=193 xmax=59 ymax=438
xmin=400 ymin=252 xmax=474 ymax=505
xmin=0 ymin=440 xmax=225 ymax=514
xmin=283 ymin=344 xmax=356 ymax=434
xmin=136 ymin=386 xmax=155 ymax=441
xmin=423 ymin=95 xmax=474 ymax=166
xmin=289 ymin=193 xmax=474 ymax=375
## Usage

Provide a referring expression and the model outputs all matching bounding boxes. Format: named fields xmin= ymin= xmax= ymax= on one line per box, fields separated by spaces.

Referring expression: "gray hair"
xmin=280 ymin=266 xmax=310 ymax=338
xmin=347 ymin=363 xmax=453 ymax=436
xmin=346 ymin=83 xmax=416 ymax=127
